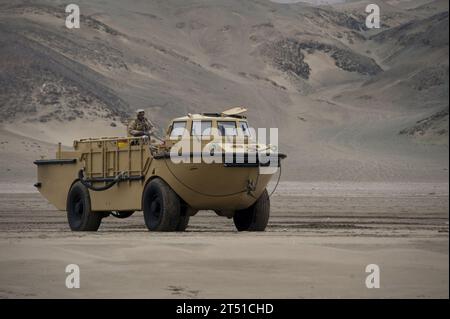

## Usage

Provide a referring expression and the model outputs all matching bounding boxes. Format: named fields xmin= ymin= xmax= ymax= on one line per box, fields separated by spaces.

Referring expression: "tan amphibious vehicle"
xmin=34 ymin=107 xmax=286 ymax=232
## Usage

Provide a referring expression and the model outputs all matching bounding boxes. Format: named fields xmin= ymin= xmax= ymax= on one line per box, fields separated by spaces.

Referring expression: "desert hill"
xmin=0 ymin=0 xmax=448 ymax=183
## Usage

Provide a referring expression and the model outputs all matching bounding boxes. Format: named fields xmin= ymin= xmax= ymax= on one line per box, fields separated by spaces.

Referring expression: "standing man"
xmin=128 ymin=109 xmax=154 ymax=137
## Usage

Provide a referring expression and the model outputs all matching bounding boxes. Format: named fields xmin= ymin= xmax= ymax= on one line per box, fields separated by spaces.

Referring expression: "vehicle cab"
xmin=164 ymin=107 xmax=256 ymax=152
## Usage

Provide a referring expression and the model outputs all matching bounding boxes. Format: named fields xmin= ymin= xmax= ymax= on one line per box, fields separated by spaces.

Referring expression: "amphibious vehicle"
xmin=34 ymin=107 xmax=286 ymax=231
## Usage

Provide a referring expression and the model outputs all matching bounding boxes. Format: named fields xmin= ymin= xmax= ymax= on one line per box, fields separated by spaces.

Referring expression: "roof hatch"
xmin=221 ymin=107 xmax=247 ymax=116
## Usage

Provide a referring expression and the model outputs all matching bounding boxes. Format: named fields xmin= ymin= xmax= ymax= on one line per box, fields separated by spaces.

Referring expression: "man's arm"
xmin=128 ymin=120 xmax=145 ymax=136
xmin=130 ymin=130 xmax=146 ymax=136
xmin=144 ymin=119 xmax=155 ymax=136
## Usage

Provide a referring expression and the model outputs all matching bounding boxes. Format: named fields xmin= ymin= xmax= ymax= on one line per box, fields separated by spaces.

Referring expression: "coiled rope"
xmin=78 ymin=169 xmax=127 ymax=192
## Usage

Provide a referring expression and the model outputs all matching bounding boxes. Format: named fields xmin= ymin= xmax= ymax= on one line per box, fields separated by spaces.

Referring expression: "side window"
xmin=192 ymin=120 xmax=212 ymax=136
xmin=217 ymin=121 xmax=237 ymax=136
xmin=239 ymin=121 xmax=251 ymax=137
xmin=170 ymin=121 xmax=187 ymax=138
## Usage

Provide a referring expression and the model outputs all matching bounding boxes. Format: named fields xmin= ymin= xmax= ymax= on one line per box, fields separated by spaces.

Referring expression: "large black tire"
xmin=66 ymin=181 xmax=103 ymax=231
xmin=111 ymin=211 xmax=135 ymax=219
xmin=233 ymin=189 xmax=270 ymax=231
xmin=143 ymin=178 xmax=180 ymax=231
xmin=176 ymin=205 xmax=190 ymax=231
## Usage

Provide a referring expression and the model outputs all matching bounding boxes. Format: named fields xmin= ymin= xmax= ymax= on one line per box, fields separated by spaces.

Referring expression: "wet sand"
xmin=0 ymin=182 xmax=448 ymax=298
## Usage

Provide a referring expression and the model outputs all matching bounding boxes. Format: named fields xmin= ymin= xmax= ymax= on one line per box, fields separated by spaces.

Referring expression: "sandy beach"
xmin=0 ymin=182 xmax=447 ymax=298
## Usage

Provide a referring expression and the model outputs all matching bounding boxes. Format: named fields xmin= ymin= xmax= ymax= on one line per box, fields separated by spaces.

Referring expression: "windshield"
xmin=170 ymin=121 xmax=187 ymax=138
xmin=192 ymin=120 xmax=212 ymax=136
xmin=217 ymin=121 xmax=237 ymax=136
xmin=239 ymin=121 xmax=251 ymax=137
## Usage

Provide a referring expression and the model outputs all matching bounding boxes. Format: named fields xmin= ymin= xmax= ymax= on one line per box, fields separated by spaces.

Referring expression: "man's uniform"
xmin=127 ymin=118 xmax=153 ymax=137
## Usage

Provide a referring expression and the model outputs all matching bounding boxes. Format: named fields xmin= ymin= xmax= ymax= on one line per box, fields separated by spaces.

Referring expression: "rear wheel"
xmin=67 ymin=181 xmax=103 ymax=231
xmin=233 ymin=189 xmax=270 ymax=231
xmin=143 ymin=178 xmax=180 ymax=231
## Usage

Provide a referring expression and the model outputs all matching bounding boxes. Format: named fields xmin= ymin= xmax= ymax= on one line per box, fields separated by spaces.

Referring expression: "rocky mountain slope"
xmin=0 ymin=0 xmax=448 ymax=182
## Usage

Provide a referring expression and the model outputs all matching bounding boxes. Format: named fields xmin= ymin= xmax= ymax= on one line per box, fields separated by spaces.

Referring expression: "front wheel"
xmin=143 ymin=178 xmax=180 ymax=231
xmin=233 ymin=189 xmax=270 ymax=231
xmin=176 ymin=205 xmax=191 ymax=231
xmin=67 ymin=181 xmax=103 ymax=231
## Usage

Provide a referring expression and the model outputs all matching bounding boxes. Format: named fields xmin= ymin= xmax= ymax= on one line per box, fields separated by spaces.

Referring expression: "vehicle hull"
xmin=35 ymin=142 xmax=278 ymax=212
